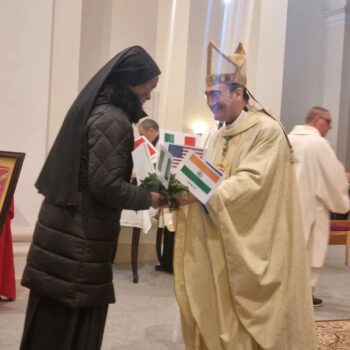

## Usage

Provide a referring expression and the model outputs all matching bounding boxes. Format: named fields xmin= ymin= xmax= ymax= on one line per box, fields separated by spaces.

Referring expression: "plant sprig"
xmin=140 ymin=173 xmax=189 ymax=210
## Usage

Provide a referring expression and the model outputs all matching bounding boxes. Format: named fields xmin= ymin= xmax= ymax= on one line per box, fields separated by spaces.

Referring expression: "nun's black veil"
xmin=35 ymin=46 xmax=160 ymax=206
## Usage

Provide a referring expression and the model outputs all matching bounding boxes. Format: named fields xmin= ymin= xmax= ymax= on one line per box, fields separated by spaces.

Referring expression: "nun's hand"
xmin=150 ymin=192 xmax=166 ymax=209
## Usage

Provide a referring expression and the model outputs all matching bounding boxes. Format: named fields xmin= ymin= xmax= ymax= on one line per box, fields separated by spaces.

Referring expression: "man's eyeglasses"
xmin=205 ymin=89 xmax=229 ymax=100
xmin=319 ymin=116 xmax=332 ymax=125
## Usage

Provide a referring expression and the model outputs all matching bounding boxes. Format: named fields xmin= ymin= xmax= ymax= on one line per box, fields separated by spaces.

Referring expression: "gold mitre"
xmin=206 ymin=40 xmax=247 ymax=86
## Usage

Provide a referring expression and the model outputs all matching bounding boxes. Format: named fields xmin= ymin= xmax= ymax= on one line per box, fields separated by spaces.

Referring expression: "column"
xmin=322 ymin=1 xmax=350 ymax=166
xmin=253 ymin=0 xmax=289 ymax=117
xmin=155 ymin=0 xmax=191 ymax=131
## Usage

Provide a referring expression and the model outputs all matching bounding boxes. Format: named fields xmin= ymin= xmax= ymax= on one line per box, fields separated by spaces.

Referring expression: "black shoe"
xmin=155 ymin=264 xmax=164 ymax=272
xmin=155 ymin=264 xmax=173 ymax=274
xmin=313 ymin=295 xmax=323 ymax=307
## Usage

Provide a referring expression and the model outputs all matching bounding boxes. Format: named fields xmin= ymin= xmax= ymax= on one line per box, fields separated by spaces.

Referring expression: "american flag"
xmin=167 ymin=144 xmax=205 ymax=169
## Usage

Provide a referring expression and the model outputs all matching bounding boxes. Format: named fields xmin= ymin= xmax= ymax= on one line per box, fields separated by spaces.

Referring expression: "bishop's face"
xmin=205 ymin=83 xmax=246 ymax=123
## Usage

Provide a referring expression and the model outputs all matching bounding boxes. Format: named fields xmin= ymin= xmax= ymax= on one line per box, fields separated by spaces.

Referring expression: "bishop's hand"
xmin=175 ymin=193 xmax=197 ymax=206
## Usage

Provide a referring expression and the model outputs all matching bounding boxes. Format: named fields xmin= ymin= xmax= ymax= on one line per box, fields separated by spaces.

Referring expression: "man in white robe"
xmin=288 ymin=106 xmax=349 ymax=306
xmin=173 ymin=42 xmax=316 ymax=350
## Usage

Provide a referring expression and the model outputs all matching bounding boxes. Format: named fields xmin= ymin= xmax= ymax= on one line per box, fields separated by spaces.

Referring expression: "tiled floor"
xmin=313 ymin=246 xmax=350 ymax=321
xmin=0 ymin=246 xmax=349 ymax=349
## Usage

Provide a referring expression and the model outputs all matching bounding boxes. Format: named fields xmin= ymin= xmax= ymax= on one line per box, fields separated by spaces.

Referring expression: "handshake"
xmin=141 ymin=173 xmax=193 ymax=210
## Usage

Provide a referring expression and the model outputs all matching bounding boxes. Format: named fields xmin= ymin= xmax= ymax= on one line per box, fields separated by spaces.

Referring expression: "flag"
xmin=164 ymin=132 xmax=175 ymax=143
xmin=175 ymin=152 xmax=223 ymax=204
xmin=134 ymin=136 xmax=157 ymax=162
xmin=132 ymin=142 xmax=155 ymax=183
xmin=167 ymin=143 xmax=205 ymax=169
xmin=160 ymin=129 xmax=200 ymax=147
xmin=184 ymin=136 xmax=196 ymax=146
xmin=156 ymin=145 xmax=173 ymax=188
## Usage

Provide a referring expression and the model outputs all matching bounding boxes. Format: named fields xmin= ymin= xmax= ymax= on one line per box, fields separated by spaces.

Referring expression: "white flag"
xmin=156 ymin=144 xmax=173 ymax=188
xmin=132 ymin=142 xmax=155 ymax=183
xmin=134 ymin=136 xmax=157 ymax=163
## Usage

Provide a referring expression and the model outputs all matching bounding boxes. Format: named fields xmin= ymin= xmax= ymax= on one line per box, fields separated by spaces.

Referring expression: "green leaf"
xmin=140 ymin=173 xmax=189 ymax=210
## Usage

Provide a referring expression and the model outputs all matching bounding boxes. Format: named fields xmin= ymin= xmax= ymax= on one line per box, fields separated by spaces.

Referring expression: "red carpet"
xmin=316 ymin=319 xmax=350 ymax=349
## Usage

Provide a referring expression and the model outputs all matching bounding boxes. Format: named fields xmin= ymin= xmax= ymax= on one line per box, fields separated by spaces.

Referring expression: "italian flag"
xmin=160 ymin=129 xmax=199 ymax=147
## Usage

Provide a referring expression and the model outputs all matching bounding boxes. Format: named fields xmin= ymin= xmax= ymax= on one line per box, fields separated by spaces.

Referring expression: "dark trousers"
xmin=158 ymin=227 xmax=174 ymax=273
xmin=20 ymin=291 xmax=108 ymax=350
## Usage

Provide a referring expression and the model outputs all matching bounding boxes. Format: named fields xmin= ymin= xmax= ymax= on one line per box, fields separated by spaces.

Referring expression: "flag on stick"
xmin=156 ymin=145 xmax=173 ymax=188
xmin=160 ymin=129 xmax=200 ymax=147
xmin=175 ymin=152 xmax=223 ymax=204
xmin=167 ymin=143 xmax=205 ymax=169
xmin=132 ymin=142 xmax=155 ymax=183
xmin=134 ymin=136 xmax=157 ymax=162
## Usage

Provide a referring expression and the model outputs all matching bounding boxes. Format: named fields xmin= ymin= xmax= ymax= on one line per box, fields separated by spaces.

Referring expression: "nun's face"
xmin=131 ymin=76 xmax=159 ymax=104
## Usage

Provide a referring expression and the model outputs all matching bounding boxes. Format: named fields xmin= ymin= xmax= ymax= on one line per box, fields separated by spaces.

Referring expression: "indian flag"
xmin=175 ymin=152 xmax=223 ymax=204
xmin=160 ymin=129 xmax=200 ymax=147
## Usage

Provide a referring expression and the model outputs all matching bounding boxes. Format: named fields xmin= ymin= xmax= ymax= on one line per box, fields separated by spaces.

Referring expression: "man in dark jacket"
xmin=20 ymin=46 xmax=165 ymax=350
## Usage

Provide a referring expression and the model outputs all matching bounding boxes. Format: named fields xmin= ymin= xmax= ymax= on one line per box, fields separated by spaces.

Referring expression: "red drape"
xmin=0 ymin=200 xmax=16 ymax=300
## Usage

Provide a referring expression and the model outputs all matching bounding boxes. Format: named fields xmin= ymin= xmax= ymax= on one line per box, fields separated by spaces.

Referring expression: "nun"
xmin=20 ymin=46 xmax=164 ymax=350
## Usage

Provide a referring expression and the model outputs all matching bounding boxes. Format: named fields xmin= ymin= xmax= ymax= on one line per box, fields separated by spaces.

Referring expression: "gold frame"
xmin=0 ymin=151 xmax=25 ymax=234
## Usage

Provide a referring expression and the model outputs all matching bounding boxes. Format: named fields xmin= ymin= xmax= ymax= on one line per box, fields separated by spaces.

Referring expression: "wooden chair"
xmin=131 ymin=227 xmax=141 ymax=283
xmin=131 ymin=226 xmax=164 ymax=283
xmin=329 ymin=220 xmax=350 ymax=266
xmin=120 ymin=209 xmax=155 ymax=283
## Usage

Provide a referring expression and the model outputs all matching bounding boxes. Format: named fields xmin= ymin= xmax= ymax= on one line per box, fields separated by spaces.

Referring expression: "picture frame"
xmin=0 ymin=151 xmax=25 ymax=234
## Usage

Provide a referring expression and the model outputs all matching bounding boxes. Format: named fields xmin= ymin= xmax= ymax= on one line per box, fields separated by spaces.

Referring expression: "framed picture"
xmin=0 ymin=151 xmax=25 ymax=234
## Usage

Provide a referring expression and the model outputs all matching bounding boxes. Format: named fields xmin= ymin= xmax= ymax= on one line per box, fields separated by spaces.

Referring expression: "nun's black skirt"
xmin=20 ymin=291 xmax=108 ymax=350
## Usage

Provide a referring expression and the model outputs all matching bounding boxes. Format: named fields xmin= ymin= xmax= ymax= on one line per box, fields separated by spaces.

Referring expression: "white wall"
xmin=340 ymin=11 xmax=350 ymax=168
xmin=322 ymin=10 xmax=346 ymax=150
xmin=281 ymin=0 xmax=326 ymax=132
xmin=281 ymin=0 xmax=350 ymax=168
xmin=254 ymin=0 xmax=288 ymax=117
xmin=79 ymin=0 xmax=112 ymax=89
xmin=0 ymin=0 xmax=54 ymax=232
xmin=110 ymin=0 xmax=159 ymax=118
xmin=155 ymin=0 xmax=190 ymax=131
xmin=49 ymin=0 xmax=83 ymax=149
xmin=322 ymin=2 xmax=350 ymax=165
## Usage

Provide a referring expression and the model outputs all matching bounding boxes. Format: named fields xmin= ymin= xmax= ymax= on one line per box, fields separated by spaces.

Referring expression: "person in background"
xmin=288 ymin=106 xmax=349 ymax=307
xmin=19 ymin=46 xmax=165 ymax=350
xmin=138 ymin=118 xmax=174 ymax=273
xmin=138 ymin=118 xmax=159 ymax=147
xmin=173 ymin=41 xmax=316 ymax=349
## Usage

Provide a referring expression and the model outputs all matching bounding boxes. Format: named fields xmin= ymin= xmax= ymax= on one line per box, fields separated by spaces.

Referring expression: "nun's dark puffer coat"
xmin=21 ymin=104 xmax=151 ymax=308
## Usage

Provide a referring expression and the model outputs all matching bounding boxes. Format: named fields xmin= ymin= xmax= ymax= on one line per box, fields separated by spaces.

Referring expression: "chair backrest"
xmin=330 ymin=220 xmax=350 ymax=231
